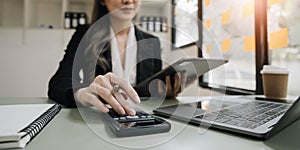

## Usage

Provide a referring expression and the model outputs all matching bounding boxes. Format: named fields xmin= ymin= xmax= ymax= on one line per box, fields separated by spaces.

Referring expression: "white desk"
xmin=1 ymin=97 xmax=299 ymax=150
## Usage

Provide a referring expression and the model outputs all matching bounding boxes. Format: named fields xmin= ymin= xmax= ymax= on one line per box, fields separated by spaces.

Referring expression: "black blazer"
xmin=48 ymin=25 xmax=162 ymax=107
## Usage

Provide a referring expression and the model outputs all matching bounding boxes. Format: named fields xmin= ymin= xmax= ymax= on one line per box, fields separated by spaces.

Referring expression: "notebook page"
xmin=0 ymin=104 xmax=54 ymax=134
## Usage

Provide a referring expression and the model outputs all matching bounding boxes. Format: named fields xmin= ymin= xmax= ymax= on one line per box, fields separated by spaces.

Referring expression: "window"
xmin=172 ymin=0 xmax=199 ymax=48
xmin=199 ymin=0 xmax=257 ymax=94
xmin=198 ymin=0 xmax=299 ymax=96
xmin=267 ymin=0 xmax=300 ymax=95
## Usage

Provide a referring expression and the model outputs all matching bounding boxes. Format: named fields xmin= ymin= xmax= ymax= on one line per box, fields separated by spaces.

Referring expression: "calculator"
xmin=103 ymin=107 xmax=171 ymax=137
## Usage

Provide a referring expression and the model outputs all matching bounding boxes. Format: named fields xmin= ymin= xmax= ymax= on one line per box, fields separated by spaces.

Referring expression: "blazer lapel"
xmin=135 ymin=27 xmax=158 ymax=84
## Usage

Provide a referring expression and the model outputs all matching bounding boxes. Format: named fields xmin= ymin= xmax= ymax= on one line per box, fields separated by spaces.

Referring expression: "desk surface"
xmin=1 ymin=97 xmax=300 ymax=150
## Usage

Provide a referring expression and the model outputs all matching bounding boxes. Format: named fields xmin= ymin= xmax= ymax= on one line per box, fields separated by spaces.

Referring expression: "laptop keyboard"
xmin=198 ymin=101 xmax=291 ymax=129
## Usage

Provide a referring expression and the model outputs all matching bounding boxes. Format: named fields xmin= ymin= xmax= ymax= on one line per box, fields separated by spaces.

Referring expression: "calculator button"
xmin=126 ymin=116 xmax=139 ymax=119
xmin=107 ymin=108 xmax=155 ymax=123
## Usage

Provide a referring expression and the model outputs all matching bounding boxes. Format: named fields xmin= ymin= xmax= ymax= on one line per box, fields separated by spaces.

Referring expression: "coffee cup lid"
xmin=260 ymin=65 xmax=289 ymax=74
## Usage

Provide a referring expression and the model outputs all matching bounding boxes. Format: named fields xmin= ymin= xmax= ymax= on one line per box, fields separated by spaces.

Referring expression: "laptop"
xmin=153 ymin=96 xmax=300 ymax=139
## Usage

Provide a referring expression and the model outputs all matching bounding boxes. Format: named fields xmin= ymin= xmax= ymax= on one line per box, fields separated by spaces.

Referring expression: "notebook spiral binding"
xmin=20 ymin=104 xmax=61 ymax=140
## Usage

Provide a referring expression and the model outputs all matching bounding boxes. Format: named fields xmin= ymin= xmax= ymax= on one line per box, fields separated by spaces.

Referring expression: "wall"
xmin=0 ymin=29 xmax=66 ymax=97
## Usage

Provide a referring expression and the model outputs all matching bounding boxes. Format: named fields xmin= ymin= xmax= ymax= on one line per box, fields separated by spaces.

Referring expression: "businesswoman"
xmin=48 ymin=0 xmax=183 ymax=116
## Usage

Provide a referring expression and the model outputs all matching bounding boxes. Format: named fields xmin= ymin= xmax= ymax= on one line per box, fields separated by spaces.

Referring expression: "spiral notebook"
xmin=0 ymin=104 xmax=61 ymax=149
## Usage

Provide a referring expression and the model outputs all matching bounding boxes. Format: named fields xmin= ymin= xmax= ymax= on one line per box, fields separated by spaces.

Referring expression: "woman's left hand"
xmin=158 ymin=72 xmax=195 ymax=98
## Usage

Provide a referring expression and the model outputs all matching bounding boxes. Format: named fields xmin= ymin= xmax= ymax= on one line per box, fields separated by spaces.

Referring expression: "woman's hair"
xmin=88 ymin=0 xmax=138 ymax=72
xmin=91 ymin=0 xmax=109 ymax=24
xmin=88 ymin=0 xmax=111 ymax=72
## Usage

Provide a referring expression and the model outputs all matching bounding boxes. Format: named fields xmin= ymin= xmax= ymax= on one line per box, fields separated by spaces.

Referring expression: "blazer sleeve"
xmin=48 ymin=25 xmax=88 ymax=107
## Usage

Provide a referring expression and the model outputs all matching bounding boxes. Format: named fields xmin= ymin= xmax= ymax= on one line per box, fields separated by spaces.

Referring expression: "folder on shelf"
xmin=0 ymin=104 xmax=61 ymax=149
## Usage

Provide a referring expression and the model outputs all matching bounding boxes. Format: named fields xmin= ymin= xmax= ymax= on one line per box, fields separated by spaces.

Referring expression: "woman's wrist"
xmin=74 ymin=87 xmax=88 ymax=106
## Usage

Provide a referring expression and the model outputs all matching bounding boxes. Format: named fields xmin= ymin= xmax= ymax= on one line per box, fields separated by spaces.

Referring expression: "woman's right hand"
xmin=74 ymin=72 xmax=140 ymax=116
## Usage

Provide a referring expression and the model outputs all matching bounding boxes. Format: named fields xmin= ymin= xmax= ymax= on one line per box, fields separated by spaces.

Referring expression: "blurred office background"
xmin=0 ymin=0 xmax=299 ymax=97
xmin=0 ymin=0 xmax=198 ymax=97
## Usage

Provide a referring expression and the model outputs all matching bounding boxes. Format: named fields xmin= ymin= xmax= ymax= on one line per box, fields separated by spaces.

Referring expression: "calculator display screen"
xmin=119 ymin=119 xmax=165 ymax=128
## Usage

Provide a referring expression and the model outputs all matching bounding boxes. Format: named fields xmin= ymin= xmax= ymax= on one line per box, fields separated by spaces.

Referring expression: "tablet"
xmin=135 ymin=58 xmax=228 ymax=96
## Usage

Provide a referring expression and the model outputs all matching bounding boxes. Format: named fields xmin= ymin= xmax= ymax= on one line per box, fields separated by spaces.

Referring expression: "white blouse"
xmin=110 ymin=25 xmax=137 ymax=86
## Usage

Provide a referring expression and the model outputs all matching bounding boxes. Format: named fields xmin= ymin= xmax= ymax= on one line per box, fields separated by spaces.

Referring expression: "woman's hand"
xmin=74 ymin=72 xmax=140 ymax=116
xmin=158 ymin=72 xmax=196 ymax=98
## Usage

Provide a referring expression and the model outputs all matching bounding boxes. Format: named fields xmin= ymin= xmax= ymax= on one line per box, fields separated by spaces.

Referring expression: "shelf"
xmin=0 ymin=0 xmax=24 ymax=28
xmin=0 ymin=0 xmax=172 ymax=50
xmin=138 ymin=1 xmax=172 ymax=52
xmin=66 ymin=0 xmax=93 ymax=24
xmin=25 ymin=0 xmax=63 ymax=29
xmin=68 ymin=0 xmax=93 ymax=11
xmin=0 ymin=0 xmax=94 ymax=44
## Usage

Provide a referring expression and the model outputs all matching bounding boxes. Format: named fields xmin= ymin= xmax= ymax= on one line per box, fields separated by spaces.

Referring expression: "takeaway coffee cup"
xmin=260 ymin=65 xmax=289 ymax=99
